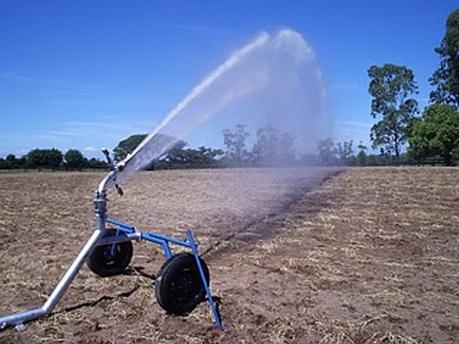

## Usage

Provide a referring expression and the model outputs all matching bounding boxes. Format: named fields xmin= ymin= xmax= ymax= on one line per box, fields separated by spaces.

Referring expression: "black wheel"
xmin=87 ymin=228 xmax=133 ymax=277
xmin=155 ymin=253 xmax=210 ymax=315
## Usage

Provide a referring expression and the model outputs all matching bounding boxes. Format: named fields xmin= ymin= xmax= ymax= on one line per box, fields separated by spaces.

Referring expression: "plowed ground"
xmin=0 ymin=167 xmax=458 ymax=343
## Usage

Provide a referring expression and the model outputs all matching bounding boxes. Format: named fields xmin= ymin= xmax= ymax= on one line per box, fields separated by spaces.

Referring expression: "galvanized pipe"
xmin=42 ymin=228 xmax=105 ymax=312
xmin=0 ymin=308 xmax=46 ymax=330
xmin=97 ymin=170 xmax=118 ymax=194
xmin=0 ymin=176 xmax=112 ymax=331
xmin=0 ymin=228 xmax=105 ymax=330
xmin=95 ymin=232 xmax=140 ymax=245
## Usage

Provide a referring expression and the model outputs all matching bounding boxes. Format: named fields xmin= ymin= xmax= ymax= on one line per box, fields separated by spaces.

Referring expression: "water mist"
xmin=114 ymin=29 xmax=330 ymax=187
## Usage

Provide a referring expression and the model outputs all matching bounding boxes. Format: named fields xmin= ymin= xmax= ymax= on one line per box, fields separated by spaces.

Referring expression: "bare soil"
xmin=0 ymin=167 xmax=458 ymax=344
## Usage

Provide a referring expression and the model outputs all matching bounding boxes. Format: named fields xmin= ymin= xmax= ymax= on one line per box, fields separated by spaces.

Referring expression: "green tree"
xmin=155 ymin=140 xmax=188 ymax=168
xmin=316 ymin=138 xmax=336 ymax=166
xmin=113 ymin=134 xmax=147 ymax=161
xmin=356 ymin=141 xmax=368 ymax=166
xmin=430 ymin=9 xmax=459 ymax=107
xmin=252 ymin=124 xmax=295 ymax=165
xmin=368 ymin=64 xmax=418 ymax=158
xmin=26 ymin=149 xmax=43 ymax=168
xmin=26 ymin=148 xmax=63 ymax=169
xmin=113 ymin=133 xmax=181 ymax=166
xmin=87 ymin=157 xmax=109 ymax=169
xmin=64 ymin=149 xmax=85 ymax=169
xmin=336 ymin=140 xmax=353 ymax=165
xmin=408 ymin=104 xmax=459 ymax=165
xmin=191 ymin=146 xmax=224 ymax=167
xmin=154 ymin=142 xmax=223 ymax=169
xmin=222 ymin=124 xmax=250 ymax=165
xmin=5 ymin=154 xmax=20 ymax=169
xmin=47 ymin=148 xmax=63 ymax=169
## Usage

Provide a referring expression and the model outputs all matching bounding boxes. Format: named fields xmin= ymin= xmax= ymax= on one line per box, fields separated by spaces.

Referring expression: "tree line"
xmin=145 ymin=8 xmax=459 ymax=168
xmin=111 ymin=123 xmax=297 ymax=170
xmin=1 ymin=9 xmax=458 ymax=170
xmin=360 ymin=8 xmax=459 ymax=165
xmin=0 ymin=149 xmax=109 ymax=170
xmin=110 ymin=123 xmax=402 ymax=169
xmin=101 ymin=8 xmax=459 ymax=171
xmin=0 ymin=124 xmax=298 ymax=171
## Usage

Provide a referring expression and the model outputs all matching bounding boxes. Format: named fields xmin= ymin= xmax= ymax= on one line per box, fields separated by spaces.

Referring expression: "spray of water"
xmin=113 ymin=29 xmax=328 ymax=187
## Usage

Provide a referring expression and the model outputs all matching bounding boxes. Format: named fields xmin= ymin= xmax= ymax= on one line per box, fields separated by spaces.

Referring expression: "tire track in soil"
xmin=202 ymin=168 xmax=343 ymax=262
xmin=32 ymin=169 xmax=341 ymax=321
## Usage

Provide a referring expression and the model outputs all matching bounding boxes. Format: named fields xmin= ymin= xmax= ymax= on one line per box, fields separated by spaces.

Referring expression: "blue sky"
xmin=0 ymin=0 xmax=457 ymax=158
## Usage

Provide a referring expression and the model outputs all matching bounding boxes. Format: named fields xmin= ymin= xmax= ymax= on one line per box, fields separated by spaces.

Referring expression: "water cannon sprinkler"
xmin=0 ymin=27 xmax=323 ymax=333
xmin=101 ymin=148 xmax=113 ymax=167
xmin=0 ymin=148 xmax=223 ymax=332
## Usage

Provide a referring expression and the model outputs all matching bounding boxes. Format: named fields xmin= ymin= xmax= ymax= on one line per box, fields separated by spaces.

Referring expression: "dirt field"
xmin=0 ymin=167 xmax=458 ymax=344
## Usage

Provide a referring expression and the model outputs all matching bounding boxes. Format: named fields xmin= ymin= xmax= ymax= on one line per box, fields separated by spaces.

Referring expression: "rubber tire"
xmin=87 ymin=229 xmax=133 ymax=277
xmin=155 ymin=253 xmax=210 ymax=316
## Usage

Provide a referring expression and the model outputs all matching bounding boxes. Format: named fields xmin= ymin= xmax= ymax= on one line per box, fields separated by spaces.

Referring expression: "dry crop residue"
xmin=0 ymin=167 xmax=457 ymax=344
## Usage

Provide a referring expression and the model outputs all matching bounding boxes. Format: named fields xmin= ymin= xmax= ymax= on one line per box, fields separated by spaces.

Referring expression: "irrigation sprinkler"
xmin=0 ymin=29 xmax=326 ymax=333
xmin=0 ymin=151 xmax=223 ymax=331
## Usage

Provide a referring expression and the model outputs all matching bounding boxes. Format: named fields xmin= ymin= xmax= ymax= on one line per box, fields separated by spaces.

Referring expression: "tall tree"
xmin=356 ymin=141 xmax=368 ymax=166
xmin=113 ymin=133 xmax=180 ymax=165
xmin=252 ymin=124 xmax=295 ymax=165
xmin=64 ymin=149 xmax=85 ymax=169
xmin=316 ymin=138 xmax=336 ymax=166
xmin=26 ymin=148 xmax=63 ymax=169
xmin=87 ymin=157 xmax=109 ymax=169
xmin=5 ymin=154 xmax=20 ymax=169
xmin=336 ymin=140 xmax=353 ymax=165
xmin=430 ymin=9 xmax=459 ymax=107
xmin=222 ymin=124 xmax=250 ymax=165
xmin=368 ymin=64 xmax=418 ymax=158
xmin=153 ymin=142 xmax=223 ymax=169
xmin=113 ymin=134 xmax=147 ymax=161
xmin=408 ymin=104 xmax=459 ymax=165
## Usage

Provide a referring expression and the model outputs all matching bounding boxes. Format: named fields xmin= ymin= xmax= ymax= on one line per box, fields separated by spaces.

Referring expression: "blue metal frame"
xmin=0 ymin=170 xmax=224 ymax=332
xmin=105 ymin=216 xmax=223 ymax=329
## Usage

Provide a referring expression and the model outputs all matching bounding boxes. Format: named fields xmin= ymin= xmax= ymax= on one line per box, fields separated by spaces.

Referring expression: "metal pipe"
xmin=95 ymin=232 xmax=140 ymax=245
xmin=141 ymin=231 xmax=192 ymax=247
xmin=97 ymin=170 xmax=116 ymax=194
xmin=0 ymin=309 xmax=46 ymax=330
xmin=0 ymin=228 xmax=105 ymax=330
xmin=106 ymin=217 xmax=136 ymax=231
xmin=186 ymin=230 xmax=223 ymax=329
xmin=0 ymin=179 xmax=110 ymax=331
xmin=43 ymin=228 xmax=104 ymax=312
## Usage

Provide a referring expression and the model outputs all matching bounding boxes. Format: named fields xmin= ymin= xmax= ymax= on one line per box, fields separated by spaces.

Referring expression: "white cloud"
xmin=49 ymin=130 xmax=80 ymax=137
xmin=333 ymin=119 xmax=372 ymax=128
xmin=27 ymin=117 xmax=156 ymax=155
xmin=333 ymin=119 xmax=372 ymax=146
xmin=36 ymin=134 xmax=58 ymax=140
xmin=0 ymin=71 xmax=95 ymax=90
xmin=83 ymin=146 xmax=100 ymax=152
